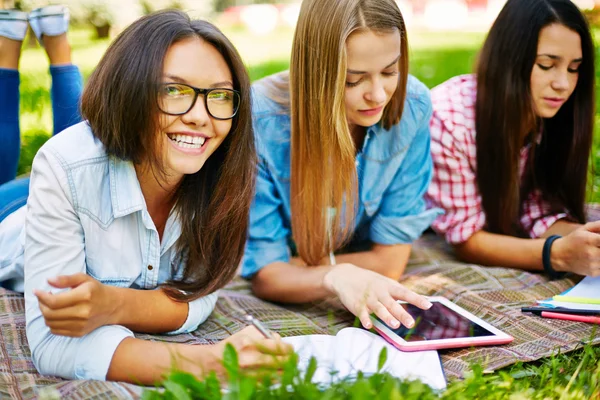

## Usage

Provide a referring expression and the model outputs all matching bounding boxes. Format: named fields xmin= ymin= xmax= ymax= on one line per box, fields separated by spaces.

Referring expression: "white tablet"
xmin=370 ymin=297 xmax=513 ymax=351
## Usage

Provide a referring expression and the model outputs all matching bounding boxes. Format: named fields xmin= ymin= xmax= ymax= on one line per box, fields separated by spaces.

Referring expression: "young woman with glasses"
xmin=426 ymin=0 xmax=599 ymax=278
xmin=241 ymin=0 xmax=438 ymax=331
xmin=0 ymin=10 xmax=291 ymax=383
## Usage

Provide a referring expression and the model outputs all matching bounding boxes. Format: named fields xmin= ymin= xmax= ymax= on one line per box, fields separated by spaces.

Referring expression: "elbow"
xmin=250 ymin=268 xmax=273 ymax=301
xmin=29 ymin=335 xmax=70 ymax=379
xmin=453 ymin=239 xmax=481 ymax=265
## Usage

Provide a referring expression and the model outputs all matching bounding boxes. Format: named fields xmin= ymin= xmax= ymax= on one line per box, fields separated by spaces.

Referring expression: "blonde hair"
xmin=259 ymin=0 xmax=408 ymax=265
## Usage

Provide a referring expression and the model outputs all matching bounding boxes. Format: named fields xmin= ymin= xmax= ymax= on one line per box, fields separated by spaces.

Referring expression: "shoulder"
xmin=430 ymin=74 xmax=477 ymax=117
xmin=403 ymin=74 xmax=432 ymax=123
xmin=37 ymin=122 xmax=108 ymax=168
xmin=429 ymin=74 xmax=477 ymax=143
xmin=32 ymin=122 xmax=113 ymax=208
xmin=251 ymin=77 xmax=292 ymax=178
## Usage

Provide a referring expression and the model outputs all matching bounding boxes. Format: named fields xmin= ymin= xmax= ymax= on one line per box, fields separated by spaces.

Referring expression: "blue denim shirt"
xmin=241 ymin=75 xmax=442 ymax=278
xmin=0 ymin=122 xmax=218 ymax=380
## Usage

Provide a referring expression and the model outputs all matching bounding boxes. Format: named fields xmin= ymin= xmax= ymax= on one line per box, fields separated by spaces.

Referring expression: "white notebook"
xmin=282 ymin=327 xmax=447 ymax=390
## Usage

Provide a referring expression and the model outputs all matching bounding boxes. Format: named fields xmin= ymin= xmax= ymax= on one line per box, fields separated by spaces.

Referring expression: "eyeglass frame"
xmin=157 ymin=82 xmax=241 ymax=120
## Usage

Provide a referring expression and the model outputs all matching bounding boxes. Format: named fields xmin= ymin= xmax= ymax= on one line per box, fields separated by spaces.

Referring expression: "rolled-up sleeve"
xmin=166 ymin=290 xmax=219 ymax=335
xmin=370 ymin=100 xmax=443 ymax=245
xmin=241 ymin=159 xmax=291 ymax=278
xmin=24 ymin=148 xmax=134 ymax=380
xmin=521 ymin=189 xmax=569 ymax=238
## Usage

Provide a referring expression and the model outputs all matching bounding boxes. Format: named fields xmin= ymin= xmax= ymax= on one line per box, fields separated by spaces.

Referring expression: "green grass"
xmin=142 ymin=340 xmax=600 ymax=399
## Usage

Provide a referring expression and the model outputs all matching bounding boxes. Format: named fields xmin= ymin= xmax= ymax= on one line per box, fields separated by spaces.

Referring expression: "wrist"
xmin=321 ymin=265 xmax=340 ymax=295
xmin=200 ymin=343 xmax=225 ymax=377
xmin=544 ymin=235 xmax=566 ymax=279
xmin=108 ymin=286 xmax=126 ymax=325
xmin=549 ymin=237 xmax=565 ymax=272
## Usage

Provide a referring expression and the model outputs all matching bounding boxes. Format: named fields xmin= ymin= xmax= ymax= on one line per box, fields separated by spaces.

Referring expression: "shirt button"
xmin=148 ymin=265 xmax=153 ymax=271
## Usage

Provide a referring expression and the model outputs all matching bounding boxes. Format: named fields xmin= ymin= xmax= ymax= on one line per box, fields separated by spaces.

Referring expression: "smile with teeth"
xmin=168 ymin=133 xmax=206 ymax=149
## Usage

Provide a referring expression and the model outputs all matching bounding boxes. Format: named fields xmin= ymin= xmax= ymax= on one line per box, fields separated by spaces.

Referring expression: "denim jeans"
xmin=0 ymin=64 xmax=82 ymax=222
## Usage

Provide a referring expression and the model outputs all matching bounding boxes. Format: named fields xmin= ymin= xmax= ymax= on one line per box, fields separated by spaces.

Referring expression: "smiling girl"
xmin=0 ymin=10 xmax=291 ymax=383
xmin=426 ymin=0 xmax=599 ymax=278
xmin=241 ymin=0 xmax=439 ymax=331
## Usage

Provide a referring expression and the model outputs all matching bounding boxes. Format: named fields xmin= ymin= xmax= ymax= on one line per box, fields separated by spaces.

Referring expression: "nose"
xmin=551 ymin=70 xmax=570 ymax=92
xmin=365 ymin=78 xmax=386 ymax=104
xmin=181 ymin=95 xmax=210 ymax=126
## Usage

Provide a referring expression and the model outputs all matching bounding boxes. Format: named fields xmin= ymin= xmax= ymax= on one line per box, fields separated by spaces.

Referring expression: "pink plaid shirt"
xmin=426 ymin=74 xmax=567 ymax=245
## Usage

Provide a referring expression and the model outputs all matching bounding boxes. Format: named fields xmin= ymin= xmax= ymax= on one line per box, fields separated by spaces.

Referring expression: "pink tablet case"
xmin=374 ymin=326 xmax=514 ymax=352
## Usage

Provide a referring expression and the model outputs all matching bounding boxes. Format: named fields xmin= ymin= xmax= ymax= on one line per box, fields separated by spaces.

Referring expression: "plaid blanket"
xmin=2 ymin=205 xmax=599 ymax=398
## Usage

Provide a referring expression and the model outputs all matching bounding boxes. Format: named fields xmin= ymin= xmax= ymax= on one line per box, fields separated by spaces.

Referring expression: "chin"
xmin=538 ymin=108 xmax=560 ymax=119
xmin=352 ymin=114 xmax=383 ymax=128
xmin=169 ymin=160 xmax=207 ymax=177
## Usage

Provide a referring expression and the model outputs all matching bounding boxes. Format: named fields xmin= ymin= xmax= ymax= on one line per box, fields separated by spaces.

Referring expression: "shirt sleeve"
xmin=166 ymin=290 xmax=219 ymax=335
xmin=520 ymin=189 xmax=569 ymax=238
xmin=240 ymin=158 xmax=291 ymax=278
xmin=24 ymin=147 xmax=134 ymax=380
xmin=426 ymin=109 xmax=486 ymax=244
xmin=369 ymin=98 xmax=443 ymax=245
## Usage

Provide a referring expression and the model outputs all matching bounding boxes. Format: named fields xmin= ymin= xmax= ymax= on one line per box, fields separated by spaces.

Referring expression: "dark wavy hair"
xmin=81 ymin=10 xmax=256 ymax=300
xmin=475 ymin=0 xmax=595 ymax=235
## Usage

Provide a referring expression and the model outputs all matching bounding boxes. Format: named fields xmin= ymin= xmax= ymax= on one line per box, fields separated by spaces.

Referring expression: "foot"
xmin=29 ymin=5 xmax=70 ymax=44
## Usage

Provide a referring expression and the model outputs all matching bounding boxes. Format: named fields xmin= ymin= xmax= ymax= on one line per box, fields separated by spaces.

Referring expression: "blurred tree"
xmin=139 ymin=0 xmax=187 ymax=14
xmin=212 ymin=0 xmax=290 ymax=13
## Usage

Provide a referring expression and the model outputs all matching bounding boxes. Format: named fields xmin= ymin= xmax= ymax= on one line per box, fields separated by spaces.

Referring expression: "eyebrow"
xmin=347 ymin=55 xmax=401 ymax=75
xmin=164 ymin=74 xmax=234 ymax=88
xmin=537 ymin=54 xmax=583 ymax=63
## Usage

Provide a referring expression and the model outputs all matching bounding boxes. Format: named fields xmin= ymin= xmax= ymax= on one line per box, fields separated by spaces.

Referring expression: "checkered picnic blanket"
xmin=2 ymin=205 xmax=599 ymax=398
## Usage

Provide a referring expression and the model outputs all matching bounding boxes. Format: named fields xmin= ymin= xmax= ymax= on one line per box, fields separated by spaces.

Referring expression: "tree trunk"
xmin=95 ymin=24 xmax=111 ymax=39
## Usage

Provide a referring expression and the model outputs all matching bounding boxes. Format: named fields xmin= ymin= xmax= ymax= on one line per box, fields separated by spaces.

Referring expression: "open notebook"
xmin=538 ymin=276 xmax=600 ymax=311
xmin=282 ymin=327 xmax=447 ymax=390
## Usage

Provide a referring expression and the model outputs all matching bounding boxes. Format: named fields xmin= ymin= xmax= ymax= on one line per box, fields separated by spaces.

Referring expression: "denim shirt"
xmin=241 ymin=75 xmax=442 ymax=278
xmin=0 ymin=122 xmax=218 ymax=380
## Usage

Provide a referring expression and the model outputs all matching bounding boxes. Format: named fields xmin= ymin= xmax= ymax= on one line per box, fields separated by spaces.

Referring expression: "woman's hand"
xmin=206 ymin=326 xmax=293 ymax=376
xmin=551 ymin=221 xmax=600 ymax=277
xmin=34 ymin=273 xmax=119 ymax=337
xmin=322 ymin=263 xmax=432 ymax=329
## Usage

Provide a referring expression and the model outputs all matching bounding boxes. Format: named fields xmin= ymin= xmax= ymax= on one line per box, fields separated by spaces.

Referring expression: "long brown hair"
xmin=274 ymin=0 xmax=409 ymax=265
xmin=475 ymin=0 xmax=594 ymax=235
xmin=81 ymin=10 xmax=256 ymax=300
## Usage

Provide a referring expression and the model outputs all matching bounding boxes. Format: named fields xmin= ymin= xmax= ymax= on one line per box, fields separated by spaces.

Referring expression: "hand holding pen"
xmin=244 ymin=314 xmax=275 ymax=339
xmin=212 ymin=318 xmax=292 ymax=374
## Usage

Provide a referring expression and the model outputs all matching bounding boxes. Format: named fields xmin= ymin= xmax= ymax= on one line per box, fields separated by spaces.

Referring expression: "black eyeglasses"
xmin=158 ymin=83 xmax=240 ymax=120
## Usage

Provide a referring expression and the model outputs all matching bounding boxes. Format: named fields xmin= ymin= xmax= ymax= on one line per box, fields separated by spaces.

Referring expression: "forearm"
xmin=454 ymin=230 xmax=545 ymax=271
xmin=111 ymin=287 xmax=188 ymax=333
xmin=542 ymin=219 xmax=581 ymax=237
xmin=333 ymin=244 xmax=411 ymax=281
xmin=251 ymin=262 xmax=334 ymax=303
xmin=107 ymin=337 xmax=217 ymax=384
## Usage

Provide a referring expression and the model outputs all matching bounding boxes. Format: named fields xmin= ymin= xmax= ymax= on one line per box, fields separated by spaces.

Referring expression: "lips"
xmin=358 ymin=106 xmax=384 ymax=117
xmin=168 ymin=133 xmax=206 ymax=148
xmin=167 ymin=132 xmax=210 ymax=153
xmin=543 ymin=98 xmax=566 ymax=108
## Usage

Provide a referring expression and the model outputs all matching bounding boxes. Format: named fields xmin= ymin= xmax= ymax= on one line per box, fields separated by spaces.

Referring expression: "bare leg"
xmin=42 ymin=33 xmax=71 ymax=66
xmin=0 ymin=36 xmax=22 ymax=69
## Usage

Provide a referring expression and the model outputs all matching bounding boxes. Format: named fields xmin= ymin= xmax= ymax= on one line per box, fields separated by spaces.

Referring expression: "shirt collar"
xmin=108 ymin=157 xmax=146 ymax=217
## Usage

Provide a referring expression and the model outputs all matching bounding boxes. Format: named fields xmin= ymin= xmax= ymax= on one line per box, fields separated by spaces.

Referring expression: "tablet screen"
xmin=377 ymin=302 xmax=495 ymax=341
